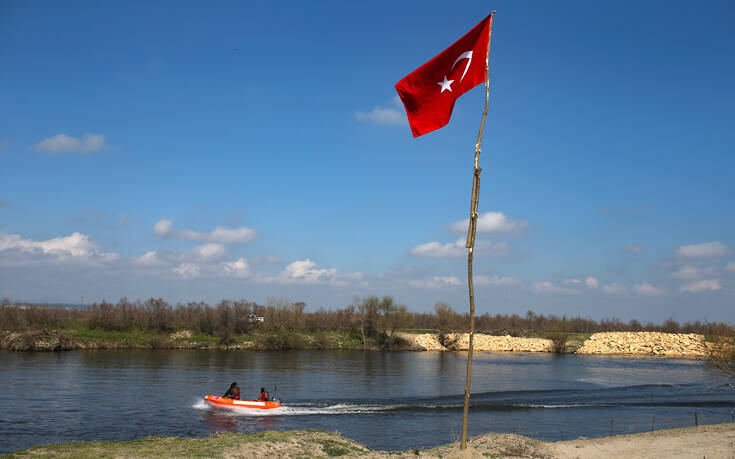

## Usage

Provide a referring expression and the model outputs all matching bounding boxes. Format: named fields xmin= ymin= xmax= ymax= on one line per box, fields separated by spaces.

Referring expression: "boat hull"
xmin=204 ymin=394 xmax=282 ymax=409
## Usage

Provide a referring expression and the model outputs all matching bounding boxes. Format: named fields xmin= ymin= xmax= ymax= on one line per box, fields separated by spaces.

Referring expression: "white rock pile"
xmin=395 ymin=332 xmax=553 ymax=352
xmin=576 ymin=332 xmax=707 ymax=356
xmin=395 ymin=331 xmax=715 ymax=357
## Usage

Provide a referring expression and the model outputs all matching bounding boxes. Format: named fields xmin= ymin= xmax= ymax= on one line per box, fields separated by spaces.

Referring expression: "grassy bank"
xmin=0 ymin=327 xmax=378 ymax=351
xmin=2 ymin=430 xmax=368 ymax=458
xmin=2 ymin=429 xmax=550 ymax=458
xmin=9 ymin=424 xmax=735 ymax=458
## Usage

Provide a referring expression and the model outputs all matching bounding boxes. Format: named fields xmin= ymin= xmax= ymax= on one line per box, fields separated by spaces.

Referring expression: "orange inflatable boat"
xmin=204 ymin=394 xmax=283 ymax=409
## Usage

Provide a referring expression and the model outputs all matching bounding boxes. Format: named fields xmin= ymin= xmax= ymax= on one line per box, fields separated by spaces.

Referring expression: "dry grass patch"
xmin=4 ymin=431 xmax=371 ymax=459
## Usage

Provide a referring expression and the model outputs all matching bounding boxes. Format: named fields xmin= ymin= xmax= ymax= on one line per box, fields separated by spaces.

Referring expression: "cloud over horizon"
xmin=0 ymin=231 xmax=118 ymax=265
xmin=532 ymin=281 xmax=578 ymax=295
xmin=153 ymin=219 xmax=257 ymax=243
xmin=679 ymin=279 xmax=721 ymax=293
xmin=408 ymin=276 xmax=463 ymax=289
xmin=634 ymin=281 xmax=667 ymax=296
xmin=676 ymin=241 xmax=730 ymax=258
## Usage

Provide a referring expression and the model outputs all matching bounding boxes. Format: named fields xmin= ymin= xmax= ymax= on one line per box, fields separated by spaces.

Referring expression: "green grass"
xmin=59 ymin=326 xmax=163 ymax=346
xmin=173 ymin=333 xmax=220 ymax=343
xmin=316 ymin=438 xmax=361 ymax=456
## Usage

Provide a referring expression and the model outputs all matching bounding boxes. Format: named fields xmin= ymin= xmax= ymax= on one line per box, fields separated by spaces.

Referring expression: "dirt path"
xmin=549 ymin=423 xmax=735 ymax=459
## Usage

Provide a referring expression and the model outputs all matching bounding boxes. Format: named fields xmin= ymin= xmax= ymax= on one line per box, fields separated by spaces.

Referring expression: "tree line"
xmin=1 ymin=297 xmax=732 ymax=341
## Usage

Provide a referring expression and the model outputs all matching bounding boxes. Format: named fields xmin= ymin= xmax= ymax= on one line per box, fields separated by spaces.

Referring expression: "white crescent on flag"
xmin=452 ymin=51 xmax=473 ymax=82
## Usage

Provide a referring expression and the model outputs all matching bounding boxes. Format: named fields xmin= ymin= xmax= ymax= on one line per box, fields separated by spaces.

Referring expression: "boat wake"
xmin=192 ymin=383 xmax=735 ymax=417
xmin=193 ymin=400 xmax=400 ymax=416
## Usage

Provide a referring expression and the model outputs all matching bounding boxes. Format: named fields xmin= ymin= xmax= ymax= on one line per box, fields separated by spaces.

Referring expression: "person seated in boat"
xmin=223 ymin=382 xmax=240 ymax=399
xmin=258 ymin=387 xmax=269 ymax=401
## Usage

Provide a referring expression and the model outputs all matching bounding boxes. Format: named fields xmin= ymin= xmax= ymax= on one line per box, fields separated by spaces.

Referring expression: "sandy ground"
xmin=549 ymin=423 xmax=735 ymax=459
xmin=12 ymin=423 xmax=735 ymax=458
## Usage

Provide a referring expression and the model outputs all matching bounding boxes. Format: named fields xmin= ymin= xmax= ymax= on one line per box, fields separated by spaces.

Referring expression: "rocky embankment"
xmin=576 ymin=331 xmax=711 ymax=357
xmin=0 ymin=330 xmax=73 ymax=351
xmin=395 ymin=332 xmax=553 ymax=352
xmin=395 ymin=331 xmax=717 ymax=357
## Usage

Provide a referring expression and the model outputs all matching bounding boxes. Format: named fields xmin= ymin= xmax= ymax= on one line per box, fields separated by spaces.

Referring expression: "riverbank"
xmin=1 ymin=329 xmax=728 ymax=357
xmin=5 ymin=423 xmax=734 ymax=458
xmin=395 ymin=331 xmax=720 ymax=357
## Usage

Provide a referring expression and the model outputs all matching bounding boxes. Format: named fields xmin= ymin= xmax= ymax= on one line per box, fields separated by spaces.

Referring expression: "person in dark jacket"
xmin=258 ymin=387 xmax=269 ymax=401
xmin=223 ymin=382 xmax=240 ymax=399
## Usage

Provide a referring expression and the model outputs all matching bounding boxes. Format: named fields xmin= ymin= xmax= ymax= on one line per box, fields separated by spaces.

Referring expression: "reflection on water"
xmin=1 ymin=350 xmax=734 ymax=453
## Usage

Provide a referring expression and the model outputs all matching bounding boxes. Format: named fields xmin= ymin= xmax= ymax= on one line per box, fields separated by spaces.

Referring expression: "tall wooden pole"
xmin=460 ymin=11 xmax=494 ymax=450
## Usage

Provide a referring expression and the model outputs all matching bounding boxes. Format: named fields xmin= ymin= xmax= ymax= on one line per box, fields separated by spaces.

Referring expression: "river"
xmin=1 ymin=350 xmax=734 ymax=453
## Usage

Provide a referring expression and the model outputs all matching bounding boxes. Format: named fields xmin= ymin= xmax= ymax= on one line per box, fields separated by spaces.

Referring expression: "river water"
xmin=1 ymin=350 xmax=734 ymax=453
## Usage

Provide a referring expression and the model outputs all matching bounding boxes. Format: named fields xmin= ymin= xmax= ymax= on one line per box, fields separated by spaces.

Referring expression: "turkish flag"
xmin=395 ymin=13 xmax=493 ymax=137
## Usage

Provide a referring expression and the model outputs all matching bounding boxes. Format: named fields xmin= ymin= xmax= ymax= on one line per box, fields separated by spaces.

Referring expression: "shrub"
xmin=550 ymin=335 xmax=568 ymax=353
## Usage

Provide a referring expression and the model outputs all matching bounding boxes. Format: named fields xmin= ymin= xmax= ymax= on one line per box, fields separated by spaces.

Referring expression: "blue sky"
xmin=1 ymin=1 xmax=734 ymax=322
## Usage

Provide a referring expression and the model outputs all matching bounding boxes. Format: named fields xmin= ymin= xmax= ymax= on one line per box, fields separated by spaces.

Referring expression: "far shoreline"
xmin=1 ymin=329 xmax=726 ymax=359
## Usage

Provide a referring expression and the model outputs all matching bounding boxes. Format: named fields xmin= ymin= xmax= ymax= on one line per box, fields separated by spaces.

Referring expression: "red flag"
xmin=395 ymin=13 xmax=493 ymax=137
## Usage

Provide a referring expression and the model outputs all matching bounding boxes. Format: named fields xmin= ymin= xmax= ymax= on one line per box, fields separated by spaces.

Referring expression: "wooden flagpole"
xmin=460 ymin=11 xmax=494 ymax=450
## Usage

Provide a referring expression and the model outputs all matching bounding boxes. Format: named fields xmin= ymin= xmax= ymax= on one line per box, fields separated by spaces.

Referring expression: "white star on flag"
xmin=437 ymin=75 xmax=454 ymax=93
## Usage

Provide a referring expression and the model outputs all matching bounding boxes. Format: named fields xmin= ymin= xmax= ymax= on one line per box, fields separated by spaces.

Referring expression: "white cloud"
xmin=474 ymin=275 xmax=520 ymax=287
xmin=409 ymin=276 xmax=462 ymax=289
xmin=153 ymin=219 xmax=173 ymax=235
xmin=410 ymin=239 xmax=466 ymax=258
xmin=169 ymin=255 xmax=254 ymax=280
xmin=136 ymin=251 xmax=165 ymax=266
xmin=153 ymin=218 xmax=256 ymax=243
xmin=0 ymin=231 xmax=117 ymax=264
xmin=451 ymin=211 xmax=527 ymax=235
xmin=726 ymin=262 xmax=735 ymax=272
xmin=676 ymin=241 xmax=730 ymax=258
xmin=173 ymin=263 xmax=202 ymax=279
xmin=532 ymin=281 xmax=578 ymax=295
xmin=634 ymin=281 xmax=667 ymax=296
xmin=223 ymin=258 xmax=251 ymax=278
xmin=671 ymin=266 xmax=700 ymax=280
xmin=679 ymin=279 xmax=721 ymax=293
xmin=623 ymin=243 xmax=643 ymax=254
xmin=354 ymin=107 xmax=405 ymax=126
xmin=265 ymin=259 xmax=347 ymax=285
xmin=32 ymin=133 xmax=107 ymax=154
xmin=191 ymin=243 xmax=227 ymax=260
xmin=544 ymin=277 xmax=596 ymax=291
xmin=136 ymin=243 xmax=228 ymax=266
xmin=602 ymin=283 xmax=627 ymax=294
xmin=409 ymin=238 xmax=510 ymax=258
